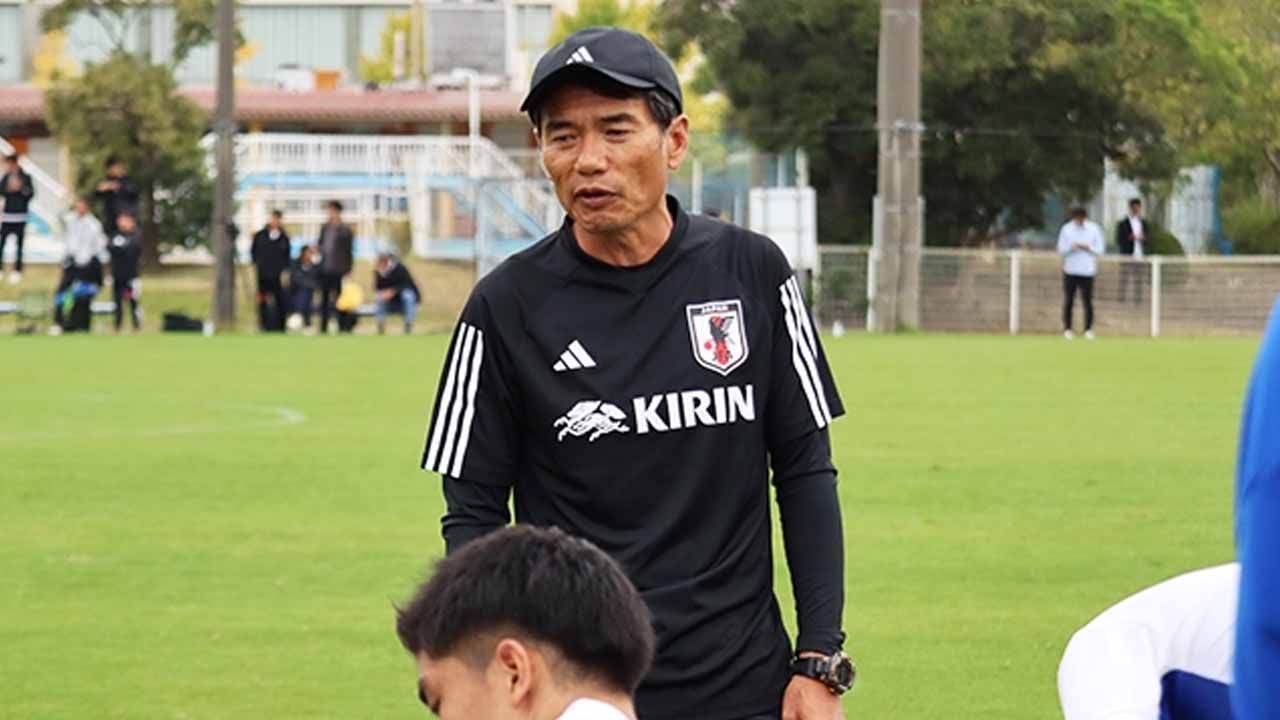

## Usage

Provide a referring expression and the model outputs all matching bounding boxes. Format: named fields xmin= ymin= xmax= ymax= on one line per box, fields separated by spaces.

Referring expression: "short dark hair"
xmin=1129 ymin=197 xmax=1142 ymax=207
xmin=326 ymin=200 xmax=343 ymax=212
xmin=396 ymin=526 xmax=655 ymax=695
xmin=528 ymin=68 xmax=679 ymax=132
xmin=270 ymin=209 xmax=283 ymax=219
xmin=1070 ymin=206 xmax=1088 ymax=219
xmin=105 ymin=155 xmax=122 ymax=168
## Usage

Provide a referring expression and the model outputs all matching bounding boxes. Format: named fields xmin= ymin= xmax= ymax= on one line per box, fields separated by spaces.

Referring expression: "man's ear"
xmin=493 ymin=638 xmax=536 ymax=706
xmin=664 ymin=115 xmax=690 ymax=172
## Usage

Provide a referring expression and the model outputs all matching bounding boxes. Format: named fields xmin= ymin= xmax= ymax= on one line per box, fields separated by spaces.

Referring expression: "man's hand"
xmin=96 ymin=180 xmax=118 ymax=192
xmin=781 ymin=674 xmax=844 ymax=720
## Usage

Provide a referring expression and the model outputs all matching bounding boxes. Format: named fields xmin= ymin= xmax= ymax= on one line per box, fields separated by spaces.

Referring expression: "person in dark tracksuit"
xmin=316 ymin=200 xmax=354 ymax=335
xmin=373 ymin=252 xmax=420 ymax=335
xmin=94 ymin=155 xmax=139 ymax=237
xmin=420 ymin=28 xmax=854 ymax=720
xmin=1 ymin=153 xmax=34 ymax=284
xmin=251 ymin=210 xmax=292 ymax=332
xmin=106 ymin=211 xmax=143 ymax=332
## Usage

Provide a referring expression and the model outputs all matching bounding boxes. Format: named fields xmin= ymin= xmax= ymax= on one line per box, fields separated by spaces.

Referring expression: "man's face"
xmin=1131 ymin=204 xmax=1143 ymax=217
xmin=109 ymin=162 xmax=125 ymax=178
xmin=118 ymin=215 xmax=135 ymax=232
xmin=75 ymin=199 xmax=89 ymax=215
xmin=416 ymin=651 xmax=520 ymax=720
xmin=269 ymin=215 xmax=282 ymax=230
xmin=327 ymin=207 xmax=341 ymax=223
xmin=537 ymin=84 xmax=688 ymax=236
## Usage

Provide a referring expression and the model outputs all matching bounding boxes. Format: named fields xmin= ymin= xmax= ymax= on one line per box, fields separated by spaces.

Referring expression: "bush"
xmin=1144 ymin=222 xmax=1185 ymax=256
xmin=1224 ymin=198 xmax=1280 ymax=254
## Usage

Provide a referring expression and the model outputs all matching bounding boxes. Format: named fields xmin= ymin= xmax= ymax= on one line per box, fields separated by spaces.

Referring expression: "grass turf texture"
xmin=0 ymin=333 xmax=1253 ymax=718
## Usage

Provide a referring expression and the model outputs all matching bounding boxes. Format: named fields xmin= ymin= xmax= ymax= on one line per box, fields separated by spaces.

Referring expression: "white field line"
xmin=0 ymin=404 xmax=307 ymax=443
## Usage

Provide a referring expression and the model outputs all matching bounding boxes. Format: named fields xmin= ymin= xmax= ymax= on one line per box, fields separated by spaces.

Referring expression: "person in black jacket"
xmin=373 ymin=252 xmax=420 ymax=335
xmin=251 ymin=210 xmax=292 ymax=332
xmin=287 ymin=245 xmax=321 ymax=332
xmin=94 ymin=155 xmax=140 ymax=237
xmin=316 ymin=200 xmax=354 ymax=334
xmin=1 ymin=153 xmax=34 ymax=283
xmin=106 ymin=210 xmax=143 ymax=332
xmin=1115 ymin=197 xmax=1149 ymax=304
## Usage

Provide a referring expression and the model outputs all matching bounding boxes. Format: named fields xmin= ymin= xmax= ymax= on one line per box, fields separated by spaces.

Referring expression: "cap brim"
xmin=519 ymin=65 xmax=658 ymax=113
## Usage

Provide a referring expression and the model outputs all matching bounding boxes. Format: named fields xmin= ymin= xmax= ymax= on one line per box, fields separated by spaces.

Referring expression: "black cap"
xmin=520 ymin=27 xmax=683 ymax=115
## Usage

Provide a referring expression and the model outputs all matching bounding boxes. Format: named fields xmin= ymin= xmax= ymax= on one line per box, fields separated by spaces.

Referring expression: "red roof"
xmin=0 ymin=85 xmax=526 ymax=126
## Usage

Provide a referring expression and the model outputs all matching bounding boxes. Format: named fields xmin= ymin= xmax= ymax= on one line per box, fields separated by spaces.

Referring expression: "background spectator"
xmin=1116 ymin=197 xmax=1148 ymax=304
xmin=52 ymin=196 xmax=108 ymax=334
xmin=0 ymin=152 xmax=34 ymax=284
xmin=94 ymin=155 xmax=139 ymax=238
xmin=1058 ymin=206 xmax=1106 ymax=340
xmin=373 ymin=252 xmax=420 ymax=335
xmin=107 ymin=210 xmax=142 ymax=332
xmin=316 ymin=200 xmax=353 ymax=335
xmin=251 ymin=210 xmax=291 ymax=333
xmin=287 ymin=245 xmax=320 ymax=333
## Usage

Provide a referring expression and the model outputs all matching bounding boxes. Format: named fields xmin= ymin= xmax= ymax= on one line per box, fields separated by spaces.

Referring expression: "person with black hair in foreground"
xmin=396 ymin=525 xmax=655 ymax=720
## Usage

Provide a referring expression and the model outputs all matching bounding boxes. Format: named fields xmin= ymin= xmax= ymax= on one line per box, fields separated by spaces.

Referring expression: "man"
xmin=316 ymin=200 xmax=353 ymax=334
xmin=1234 ymin=295 xmax=1280 ymax=719
xmin=251 ymin=210 xmax=292 ymax=332
xmin=1 ymin=152 xmax=34 ymax=284
xmin=421 ymin=28 xmax=853 ymax=720
xmin=94 ymin=155 xmax=139 ymax=237
xmin=1058 ymin=563 xmax=1238 ymax=720
xmin=1058 ymin=206 xmax=1106 ymax=340
xmin=106 ymin=210 xmax=143 ymax=332
xmin=396 ymin=525 xmax=655 ymax=720
xmin=51 ymin=196 xmax=108 ymax=334
xmin=1116 ymin=198 xmax=1148 ymax=304
xmin=373 ymin=252 xmax=420 ymax=335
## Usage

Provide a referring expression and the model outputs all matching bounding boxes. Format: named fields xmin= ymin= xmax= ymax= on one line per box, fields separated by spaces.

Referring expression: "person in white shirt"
xmin=51 ymin=196 xmax=109 ymax=334
xmin=396 ymin=526 xmax=653 ymax=720
xmin=1116 ymin=198 xmax=1148 ymax=304
xmin=1057 ymin=206 xmax=1106 ymax=340
xmin=1058 ymin=563 xmax=1237 ymax=720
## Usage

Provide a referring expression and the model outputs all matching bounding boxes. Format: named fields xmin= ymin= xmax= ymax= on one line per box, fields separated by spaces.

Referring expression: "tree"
xmin=550 ymin=0 xmax=653 ymax=46
xmin=359 ymin=11 xmax=413 ymax=86
xmin=655 ymin=0 xmax=1250 ymax=246
xmin=41 ymin=0 xmax=222 ymax=265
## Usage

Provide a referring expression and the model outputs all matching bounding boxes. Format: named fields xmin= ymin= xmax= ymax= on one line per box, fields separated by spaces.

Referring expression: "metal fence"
xmin=816 ymin=246 xmax=1280 ymax=337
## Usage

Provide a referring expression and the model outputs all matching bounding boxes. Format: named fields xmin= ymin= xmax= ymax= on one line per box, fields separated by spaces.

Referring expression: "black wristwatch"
xmin=790 ymin=651 xmax=856 ymax=695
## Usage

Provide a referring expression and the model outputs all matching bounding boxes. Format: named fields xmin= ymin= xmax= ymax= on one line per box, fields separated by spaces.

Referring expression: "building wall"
xmin=8 ymin=0 xmax=556 ymax=88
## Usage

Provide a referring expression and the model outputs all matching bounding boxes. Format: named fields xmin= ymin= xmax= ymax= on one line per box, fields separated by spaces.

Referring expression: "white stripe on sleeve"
xmin=779 ymin=280 xmax=828 ymax=429
xmin=437 ymin=324 xmax=478 ymax=474
xmin=424 ymin=322 xmax=484 ymax=475
xmin=785 ymin=277 xmax=833 ymax=424
xmin=449 ymin=330 xmax=484 ymax=477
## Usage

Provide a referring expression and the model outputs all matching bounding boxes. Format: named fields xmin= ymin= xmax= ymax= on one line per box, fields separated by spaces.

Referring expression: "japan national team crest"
xmin=686 ymin=299 xmax=749 ymax=376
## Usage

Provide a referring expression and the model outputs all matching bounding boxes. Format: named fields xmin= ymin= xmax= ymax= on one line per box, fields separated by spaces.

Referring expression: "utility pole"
xmin=872 ymin=0 xmax=923 ymax=331
xmin=211 ymin=0 xmax=236 ymax=329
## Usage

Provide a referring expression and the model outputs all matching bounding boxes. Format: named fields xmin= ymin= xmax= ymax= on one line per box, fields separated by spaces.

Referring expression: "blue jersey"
xmin=1233 ymin=296 xmax=1280 ymax=719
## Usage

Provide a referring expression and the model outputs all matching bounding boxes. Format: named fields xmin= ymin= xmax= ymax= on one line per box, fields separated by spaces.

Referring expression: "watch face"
xmin=827 ymin=653 xmax=856 ymax=692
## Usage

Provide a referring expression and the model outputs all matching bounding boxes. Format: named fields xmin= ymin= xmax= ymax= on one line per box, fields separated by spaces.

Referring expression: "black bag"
xmin=162 ymin=312 xmax=204 ymax=332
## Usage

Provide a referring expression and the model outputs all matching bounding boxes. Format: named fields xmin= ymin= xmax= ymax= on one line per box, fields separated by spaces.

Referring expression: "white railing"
xmin=817 ymin=246 xmax=1280 ymax=337
xmin=0 ymin=135 xmax=71 ymax=233
xmin=225 ymin=133 xmax=528 ymax=181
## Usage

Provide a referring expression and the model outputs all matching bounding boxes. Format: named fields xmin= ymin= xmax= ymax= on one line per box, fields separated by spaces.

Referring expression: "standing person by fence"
xmin=0 ymin=153 xmax=34 ymax=284
xmin=316 ymin=200 xmax=353 ymax=335
xmin=1058 ymin=207 xmax=1106 ymax=340
xmin=251 ymin=210 xmax=292 ymax=333
xmin=1116 ymin=198 xmax=1148 ymax=304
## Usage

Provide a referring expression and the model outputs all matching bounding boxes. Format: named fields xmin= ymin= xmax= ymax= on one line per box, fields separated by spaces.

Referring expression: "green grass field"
xmin=0 ymin=333 xmax=1257 ymax=718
